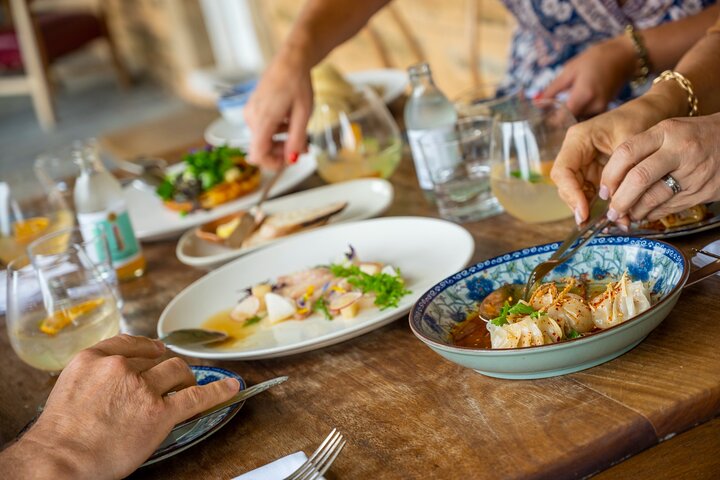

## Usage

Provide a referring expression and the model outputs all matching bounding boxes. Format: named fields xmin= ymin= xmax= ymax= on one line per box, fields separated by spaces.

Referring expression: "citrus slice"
xmin=39 ymin=298 xmax=105 ymax=336
xmin=13 ymin=217 xmax=50 ymax=243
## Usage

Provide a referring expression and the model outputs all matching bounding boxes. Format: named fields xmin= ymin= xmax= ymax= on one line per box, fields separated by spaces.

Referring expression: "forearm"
xmin=280 ymin=0 xmax=392 ymax=69
xmin=641 ymin=5 xmax=720 ymax=72
xmin=1 ymin=432 xmax=83 ymax=479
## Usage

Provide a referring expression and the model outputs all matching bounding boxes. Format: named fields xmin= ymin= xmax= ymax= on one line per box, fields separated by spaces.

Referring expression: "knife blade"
xmin=172 ymin=375 xmax=288 ymax=432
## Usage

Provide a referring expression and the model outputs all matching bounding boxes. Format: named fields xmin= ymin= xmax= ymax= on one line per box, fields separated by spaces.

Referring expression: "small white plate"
xmin=177 ymin=178 xmax=394 ymax=270
xmin=157 ymin=217 xmax=474 ymax=360
xmin=124 ymin=153 xmax=316 ymax=241
xmin=204 ymin=68 xmax=408 ymax=148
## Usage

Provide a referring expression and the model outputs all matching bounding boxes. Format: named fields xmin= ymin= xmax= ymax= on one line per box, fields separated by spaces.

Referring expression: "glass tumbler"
xmin=6 ymin=250 xmax=121 ymax=373
xmin=419 ymin=117 xmax=503 ymax=223
xmin=27 ymin=226 xmax=123 ymax=309
xmin=489 ymin=99 xmax=576 ymax=223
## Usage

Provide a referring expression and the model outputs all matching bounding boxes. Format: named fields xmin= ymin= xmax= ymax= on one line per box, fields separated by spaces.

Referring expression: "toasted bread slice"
xmin=242 ymin=201 xmax=348 ymax=248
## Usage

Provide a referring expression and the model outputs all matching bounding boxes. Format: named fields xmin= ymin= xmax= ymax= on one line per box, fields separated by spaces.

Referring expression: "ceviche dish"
xmin=451 ymin=273 xmax=653 ymax=349
xmin=202 ymin=247 xmax=410 ymax=347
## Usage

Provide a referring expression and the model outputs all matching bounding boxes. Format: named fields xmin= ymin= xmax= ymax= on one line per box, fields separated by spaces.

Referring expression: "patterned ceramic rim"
xmin=409 ymin=236 xmax=690 ymax=354
xmin=142 ymin=366 xmax=246 ymax=466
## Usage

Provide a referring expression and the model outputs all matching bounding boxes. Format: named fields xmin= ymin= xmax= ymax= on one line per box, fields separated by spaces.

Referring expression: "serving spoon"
xmin=159 ymin=328 xmax=229 ymax=347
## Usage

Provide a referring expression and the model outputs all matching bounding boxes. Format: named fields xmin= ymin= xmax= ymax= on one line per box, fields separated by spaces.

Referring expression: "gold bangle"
xmin=625 ymin=25 xmax=652 ymax=88
xmin=652 ymin=70 xmax=698 ymax=117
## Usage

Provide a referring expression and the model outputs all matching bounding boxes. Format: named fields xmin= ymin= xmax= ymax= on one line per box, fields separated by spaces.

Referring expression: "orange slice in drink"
xmin=39 ymin=298 xmax=105 ymax=336
xmin=13 ymin=217 xmax=50 ymax=243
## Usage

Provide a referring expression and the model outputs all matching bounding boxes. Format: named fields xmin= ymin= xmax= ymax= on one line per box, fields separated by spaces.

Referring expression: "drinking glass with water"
xmin=419 ymin=117 xmax=503 ymax=223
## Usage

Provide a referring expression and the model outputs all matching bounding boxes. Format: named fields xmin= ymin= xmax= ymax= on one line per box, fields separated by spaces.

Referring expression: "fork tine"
xmin=308 ymin=439 xmax=346 ymax=480
xmin=299 ymin=435 xmax=345 ymax=480
xmin=284 ymin=429 xmax=339 ymax=480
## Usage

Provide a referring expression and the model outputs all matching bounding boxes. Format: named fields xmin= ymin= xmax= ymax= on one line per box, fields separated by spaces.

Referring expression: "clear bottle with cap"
xmin=73 ymin=140 xmax=146 ymax=281
xmin=404 ymin=62 xmax=458 ymax=199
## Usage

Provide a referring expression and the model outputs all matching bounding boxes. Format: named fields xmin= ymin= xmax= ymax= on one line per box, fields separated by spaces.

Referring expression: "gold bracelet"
xmin=652 ymin=70 xmax=698 ymax=117
xmin=624 ymin=25 xmax=652 ymax=88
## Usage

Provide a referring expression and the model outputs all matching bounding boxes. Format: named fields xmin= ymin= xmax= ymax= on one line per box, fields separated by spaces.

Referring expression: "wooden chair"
xmin=0 ymin=0 xmax=129 ymax=130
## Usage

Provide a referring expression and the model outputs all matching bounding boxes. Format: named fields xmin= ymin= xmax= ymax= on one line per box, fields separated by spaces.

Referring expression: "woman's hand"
xmin=542 ymin=35 xmax=637 ymax=118
xmin=244 ymin=47 xmax=314 ymax=170
xmin=551 ymin=89 xmax=685 ymax=223
xmin=2 ymin=335 xmax=239 ymax=480
xmin=599 ymin=113 xmax=720 ymax=223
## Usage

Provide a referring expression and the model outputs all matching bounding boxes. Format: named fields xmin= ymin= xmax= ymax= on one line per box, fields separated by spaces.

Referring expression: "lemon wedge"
xmin=13 ymin=217 xmax=50 ymax=243
xmin=39 ymin=298 xmax=105 ymax=336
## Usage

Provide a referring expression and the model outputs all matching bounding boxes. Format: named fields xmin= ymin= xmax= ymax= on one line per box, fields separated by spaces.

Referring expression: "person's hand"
xmin=2 ymin=335 xmax=240 ymax=480
xmin=551 ymin=90 xmax=684 ymax=224
xmin=598 ymin=113 xmax=720 ymax=223
xmin=244 ymin=47 xmax=313 ymax=170
xmin=541 ymin=35 xmax=636 ymax=118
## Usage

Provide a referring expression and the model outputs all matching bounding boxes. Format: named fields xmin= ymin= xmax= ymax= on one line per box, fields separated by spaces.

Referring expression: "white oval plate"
xmin=158 ymin=217 xmax=474 ymax=360
xmin=177 ymin=178 xmax=394 ymax=270
xmin=123 ymin=153 xmax=316 ymax=241
xmin=205 ymin=68 xmax=408 ymax=148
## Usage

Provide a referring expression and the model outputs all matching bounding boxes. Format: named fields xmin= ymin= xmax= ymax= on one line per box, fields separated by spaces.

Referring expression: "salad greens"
xmin=490 ymin=301 xmax=541 ymax=326
xmin=329 ymin=264 xmax=411 ymax=310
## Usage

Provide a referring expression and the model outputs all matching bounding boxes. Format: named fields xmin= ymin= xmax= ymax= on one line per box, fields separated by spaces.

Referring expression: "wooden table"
xmin=2 ymin=138 xmax=720 ymax=480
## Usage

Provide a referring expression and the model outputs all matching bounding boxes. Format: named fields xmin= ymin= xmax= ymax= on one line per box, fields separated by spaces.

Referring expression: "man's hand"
xmin=1 ymin=335 xmax=240 ymax=480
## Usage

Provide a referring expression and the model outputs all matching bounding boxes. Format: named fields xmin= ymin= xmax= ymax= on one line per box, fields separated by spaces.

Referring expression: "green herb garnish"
xmin=243 ymin=315 xmax=262 ymax=327
xmin=491 ymin=301 xmax=540 ymax=325
xmin=156 ymin=178 xmax=175 ymax=200
xmin=329 ymin=264 xmax=411 ymax=310
xmin=567 ymin=329 xmax=581 ymax=339
xmin=510 ymin=170 xmax=544 ymax=183
xmin=313 ymin=298 xmax=332 ymax=320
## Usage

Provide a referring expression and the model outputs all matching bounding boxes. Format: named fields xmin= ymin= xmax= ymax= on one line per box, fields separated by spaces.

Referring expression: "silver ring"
xmin=663 ymin=174 xmax=681 ymax=195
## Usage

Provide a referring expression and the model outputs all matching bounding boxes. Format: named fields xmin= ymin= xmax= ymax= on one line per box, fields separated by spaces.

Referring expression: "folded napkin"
xmin=233 ymin=452 xmax=326 ymax=480
xmin=693 ymin=239 xmax=720 ymax=272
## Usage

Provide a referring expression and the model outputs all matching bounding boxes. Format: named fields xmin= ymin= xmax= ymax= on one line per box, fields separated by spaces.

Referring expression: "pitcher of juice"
xmin=489 ymin=99 xmax=576 ymax=223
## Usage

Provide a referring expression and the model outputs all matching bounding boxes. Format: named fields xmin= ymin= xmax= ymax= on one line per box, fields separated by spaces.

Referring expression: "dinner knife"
xmin=172 ymin=375 xmax=288 ymax=432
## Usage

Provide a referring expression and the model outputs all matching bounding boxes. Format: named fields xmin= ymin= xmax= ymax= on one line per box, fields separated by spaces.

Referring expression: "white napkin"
xmin=693 ymin=239 xmax=720 ymax=274
xmin=233 ymin=452 xmax=326 ymax=480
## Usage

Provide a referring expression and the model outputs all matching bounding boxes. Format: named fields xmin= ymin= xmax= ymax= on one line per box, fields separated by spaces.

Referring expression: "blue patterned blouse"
xmin=500 ymin=0 xmax=716 ymax=98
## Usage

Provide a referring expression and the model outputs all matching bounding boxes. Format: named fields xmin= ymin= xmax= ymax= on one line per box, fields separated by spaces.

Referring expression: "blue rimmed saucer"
xmin=142 ymin=366 xmax=245 ymax=466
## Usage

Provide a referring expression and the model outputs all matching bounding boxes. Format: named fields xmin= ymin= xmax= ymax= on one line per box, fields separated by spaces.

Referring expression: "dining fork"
xmin=284 ymin=428 xmax=346 ymax=480
xmin=522 ymin=198 xmax=610 ymax=300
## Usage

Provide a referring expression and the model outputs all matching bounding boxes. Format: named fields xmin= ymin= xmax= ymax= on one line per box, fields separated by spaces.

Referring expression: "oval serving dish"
xmin=410 ymin=237 xmax=689 ymax=380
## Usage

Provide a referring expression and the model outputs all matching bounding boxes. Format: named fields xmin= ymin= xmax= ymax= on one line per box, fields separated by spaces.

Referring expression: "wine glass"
xmin=310 ymin=86 xmax=402 ymax=183
xmin=6 ymin=248 xmax=121 ymax=373
xmin=489 ymin=99 xmax=577 ymax=223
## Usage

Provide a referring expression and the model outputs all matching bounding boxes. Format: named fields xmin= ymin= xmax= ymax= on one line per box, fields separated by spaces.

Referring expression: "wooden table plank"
xmin=594 ymin=416 xmax=720 ymax=479
xmin=2 ymin=112 xmax=720 ymax=478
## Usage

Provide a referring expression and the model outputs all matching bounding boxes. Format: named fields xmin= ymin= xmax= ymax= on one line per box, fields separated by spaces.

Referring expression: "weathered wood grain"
xmin=2 ymin=110 xmax=720 ymax=479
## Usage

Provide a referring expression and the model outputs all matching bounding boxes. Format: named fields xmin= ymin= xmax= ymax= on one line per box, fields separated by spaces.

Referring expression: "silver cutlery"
xmin=159 ymin=328 xmax=229 ymax=347
xmin=522 ymin=197 xmax=610 ymax=300
xmin=226 ymin=161 xmax=287 ymax=248
xmin=284 ymin=428 xmax=346 ymax=480
xmin=172 ymin=376 xmax=288 ymax=432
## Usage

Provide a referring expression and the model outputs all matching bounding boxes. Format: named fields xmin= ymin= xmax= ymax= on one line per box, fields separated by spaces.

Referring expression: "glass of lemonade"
xmin=489 ymin=99 xmax=576 ymax=223
xmin=310 ymin=86 xmax=402 ymax=183
xmin=6 ymin=249 xmax=121 ymax=373
xmin=418 ymin=117 xmax=503 ymax=223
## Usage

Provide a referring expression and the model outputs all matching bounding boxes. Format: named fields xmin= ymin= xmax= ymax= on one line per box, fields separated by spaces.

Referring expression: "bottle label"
xmin=407 ymin=126 xmax=458 ymax=190
xmin=77 ymin=208 xmax=141 ymax=268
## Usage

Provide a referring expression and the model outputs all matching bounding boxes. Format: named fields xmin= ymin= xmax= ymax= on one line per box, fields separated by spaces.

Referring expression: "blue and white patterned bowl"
xmin=410 ymin=237 xmax=689 ymax=379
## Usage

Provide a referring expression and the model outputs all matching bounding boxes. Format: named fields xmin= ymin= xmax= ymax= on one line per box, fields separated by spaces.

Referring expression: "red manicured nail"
xmin=533 ymin=92 xmax=543 ymax=101
xmin=288 ymin=151 xmax=299 ymax=164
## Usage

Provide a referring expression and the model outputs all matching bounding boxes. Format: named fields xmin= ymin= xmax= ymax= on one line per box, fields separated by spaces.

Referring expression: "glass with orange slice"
xmin=6 ymin=250 xmax=121 ymax=373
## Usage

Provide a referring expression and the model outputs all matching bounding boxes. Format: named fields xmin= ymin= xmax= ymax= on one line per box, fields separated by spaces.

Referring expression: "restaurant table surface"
xmin=2 ymin=152 xmax=720 ymax=480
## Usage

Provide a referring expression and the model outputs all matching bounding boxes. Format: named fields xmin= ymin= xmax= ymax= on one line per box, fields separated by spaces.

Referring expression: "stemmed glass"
xmin=310 ymin=86 xmax=402 ymax=183
xmin=6 ymin=247 xmax=121 ymax=373
xmin=489 ymin=99 xmax=577 ymax=223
